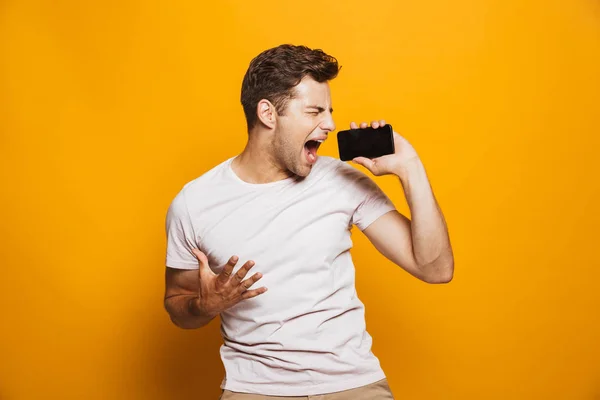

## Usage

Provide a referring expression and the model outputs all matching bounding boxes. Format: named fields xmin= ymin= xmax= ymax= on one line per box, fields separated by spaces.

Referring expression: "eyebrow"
xmin=306 ymin=105 xmax=334 ymax=113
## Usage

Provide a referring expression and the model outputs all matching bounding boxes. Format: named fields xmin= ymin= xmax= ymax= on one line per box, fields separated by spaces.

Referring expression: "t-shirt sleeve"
xmin=338 ymin=162 xmax=397 ymax=231
xmin=165 ymin=190 xmax=200 ymax=269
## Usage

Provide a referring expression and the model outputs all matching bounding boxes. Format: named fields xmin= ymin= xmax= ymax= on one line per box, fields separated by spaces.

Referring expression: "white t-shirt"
xmin=165 ymin=155 xmax=396 ymax=396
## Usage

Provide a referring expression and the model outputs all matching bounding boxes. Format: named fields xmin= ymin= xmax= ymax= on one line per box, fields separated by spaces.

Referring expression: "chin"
xmin=293 ymin=166 xmax=311 ymax=178
xmin=289 ymin=160 xmax=312 ymax=178
xmin=298 ymin=169 xmax=311 ymax=178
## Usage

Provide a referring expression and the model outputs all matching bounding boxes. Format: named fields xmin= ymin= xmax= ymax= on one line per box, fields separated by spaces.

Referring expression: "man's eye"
xmin=308 ymin=112 xmax=319 ymax=115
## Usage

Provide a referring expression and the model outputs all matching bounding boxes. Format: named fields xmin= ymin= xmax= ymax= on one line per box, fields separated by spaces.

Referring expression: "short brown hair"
xmin=241 ymin=44 xmax=340 ymax=130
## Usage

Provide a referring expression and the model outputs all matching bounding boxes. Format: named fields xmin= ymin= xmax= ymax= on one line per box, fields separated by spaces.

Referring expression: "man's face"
xmin=272 ymin=76 xmax=336 ymax=178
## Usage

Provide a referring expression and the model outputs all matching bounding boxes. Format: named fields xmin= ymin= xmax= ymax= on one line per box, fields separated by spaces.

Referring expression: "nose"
xmin=320 ymin=114 xmax=336 ymax=133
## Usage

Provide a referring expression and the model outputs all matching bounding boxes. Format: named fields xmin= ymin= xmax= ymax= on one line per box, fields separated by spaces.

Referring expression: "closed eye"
xmin=306 ymin=105 xmax=333 ymax=115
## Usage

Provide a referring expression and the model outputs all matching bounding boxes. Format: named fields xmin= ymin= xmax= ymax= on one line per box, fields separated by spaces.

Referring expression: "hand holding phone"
xmin=337 ymin=124 xmax=395 ymax=161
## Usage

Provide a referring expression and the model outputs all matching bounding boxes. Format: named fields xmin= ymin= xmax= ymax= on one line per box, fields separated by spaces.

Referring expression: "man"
xmin=163 ymin=44 xmax=454 ymax=400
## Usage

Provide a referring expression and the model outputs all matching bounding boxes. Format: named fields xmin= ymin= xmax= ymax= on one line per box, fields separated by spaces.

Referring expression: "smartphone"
xmin=337 ymin=124 xmax=395 ymax=161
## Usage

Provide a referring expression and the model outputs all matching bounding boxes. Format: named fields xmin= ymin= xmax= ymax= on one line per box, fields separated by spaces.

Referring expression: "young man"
xmin=163 ymin=44 xmax=454 ymax=399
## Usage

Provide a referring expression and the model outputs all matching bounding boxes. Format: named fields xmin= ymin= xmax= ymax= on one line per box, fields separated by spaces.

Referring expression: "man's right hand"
xmin=189 ymin=248 xmax=267 ymax=318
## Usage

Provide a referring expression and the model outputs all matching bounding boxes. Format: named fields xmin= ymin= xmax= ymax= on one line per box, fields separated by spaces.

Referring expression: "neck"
xmin=231 ymin=134 xmax=294 ymax=184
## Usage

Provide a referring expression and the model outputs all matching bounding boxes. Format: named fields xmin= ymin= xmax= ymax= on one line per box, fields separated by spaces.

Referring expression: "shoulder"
xmin=168 ymin=158 xmax=232 ymax=212
xmin=316 ymin=156 xmax=371 ymax=184
xmin=309 ymin=157 xmax=383 ymax=202
xmin=180 ymin=157 xmax=231 ymax=194
xmin=314 ymin=156 xmax=357 ymax=177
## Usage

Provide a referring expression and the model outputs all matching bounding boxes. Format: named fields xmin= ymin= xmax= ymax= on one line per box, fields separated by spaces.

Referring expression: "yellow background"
xmin=1 ymin=0 xmax=599 ymax=398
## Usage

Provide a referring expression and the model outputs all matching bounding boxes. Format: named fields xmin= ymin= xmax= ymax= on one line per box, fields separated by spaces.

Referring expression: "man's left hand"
xmin=350 ymin=120 xmax=420 ymax=177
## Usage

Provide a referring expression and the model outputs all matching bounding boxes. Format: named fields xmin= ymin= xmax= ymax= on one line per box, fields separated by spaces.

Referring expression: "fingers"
xmin=217 ymin=258 xmax=263 ymax=293
xmin=240 ymin=286 xmax=268 ymax=300
xmin=238 ymin=271 xmax=264 ymax=293
xmin=194 ymin=253 xmax=267 ymax=312
xmin=216 ymin=255 xmax=239 ymax=285
xmin=350 ymin=120 xmax=386 ymax=129
xmin=230 ymin=260 xmax=256 ymax=285
xmin=371 ymin=119 xmax=386 ymax=129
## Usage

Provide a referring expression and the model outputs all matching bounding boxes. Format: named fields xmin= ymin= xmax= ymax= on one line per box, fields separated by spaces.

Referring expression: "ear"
xmin=256 ymin=99 xmax=277 ymax=129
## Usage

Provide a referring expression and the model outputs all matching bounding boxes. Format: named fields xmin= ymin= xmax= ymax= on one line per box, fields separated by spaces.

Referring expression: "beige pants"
xmin=219 ymin=378 xmax=395 ymax=399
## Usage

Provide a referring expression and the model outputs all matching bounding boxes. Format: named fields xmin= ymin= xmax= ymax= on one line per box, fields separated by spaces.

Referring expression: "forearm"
xmin=396 ymin=159 xmax=454 ymax=280
xmin=164 ymin=294 xmax=217 ymax=329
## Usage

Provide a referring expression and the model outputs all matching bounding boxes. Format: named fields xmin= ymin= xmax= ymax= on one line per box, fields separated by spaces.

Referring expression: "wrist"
xmin=394 ymin=157 xmax=424 ymax=182
xmin=188 ymin=296 xmax=218 ymax=319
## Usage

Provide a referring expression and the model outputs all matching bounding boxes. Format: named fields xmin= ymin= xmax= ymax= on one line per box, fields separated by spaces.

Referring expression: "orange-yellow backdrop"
xmin=1 ymin=0 xmax=599 ymax=399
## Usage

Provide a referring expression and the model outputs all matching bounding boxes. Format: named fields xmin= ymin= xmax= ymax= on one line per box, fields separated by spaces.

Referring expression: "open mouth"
xmin=304 ymin=139 xmax=324 ymax=164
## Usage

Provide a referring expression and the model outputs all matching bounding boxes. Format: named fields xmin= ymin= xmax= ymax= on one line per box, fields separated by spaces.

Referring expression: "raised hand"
xmin=350 ymin=120 xmax=421 ymax=177
xmin=189 ymin=249 xmax=267 ymax=317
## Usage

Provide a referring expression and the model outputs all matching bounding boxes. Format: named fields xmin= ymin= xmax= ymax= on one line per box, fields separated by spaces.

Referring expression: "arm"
xmin=164 ymin=191 xmax=266 ymax=328
xmin=164 ymin=250 xmax=267 ymax=330
xmin=351 ymin=120 xmax=454 ymax=284
xmin=363 ymin=159 xmax=453 ymax=283
xmin=164 ymin=191 xmax=216 ymax=329
xmin=164 ymin=267 xmax=216 ymax=329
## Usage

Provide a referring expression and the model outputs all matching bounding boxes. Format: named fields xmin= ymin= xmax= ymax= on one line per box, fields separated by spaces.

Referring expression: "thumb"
xmin=191 ymin=248 xmax=210 ymax=273
xmin=353 ymin=157 xmax=375 ymax=171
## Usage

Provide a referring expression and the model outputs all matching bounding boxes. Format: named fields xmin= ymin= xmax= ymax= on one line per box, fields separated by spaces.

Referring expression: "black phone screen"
xmin=337 ymin=124 xmax=395 ymax=161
